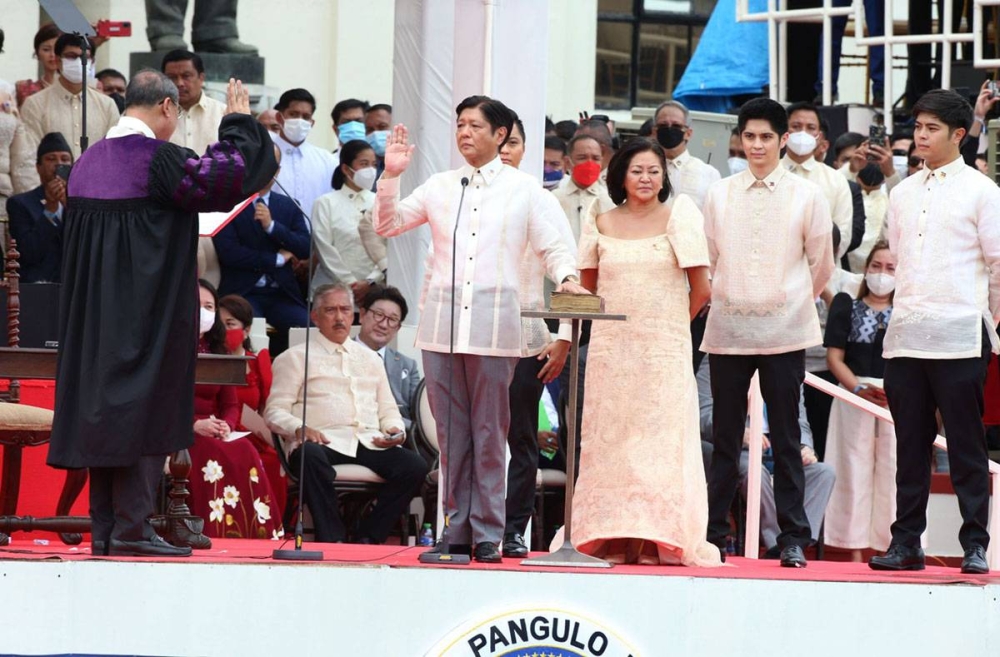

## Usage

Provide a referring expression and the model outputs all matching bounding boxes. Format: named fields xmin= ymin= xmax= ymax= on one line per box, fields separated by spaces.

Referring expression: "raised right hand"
xmin=383 ymin=124 xmax=416 ymax=178
xmin=224 ymin=78 xmax=251 ymax=116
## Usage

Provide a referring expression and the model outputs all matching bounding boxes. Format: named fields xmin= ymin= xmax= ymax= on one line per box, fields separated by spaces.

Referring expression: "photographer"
xmin=6 ymin=132 xmax=73 ymax=283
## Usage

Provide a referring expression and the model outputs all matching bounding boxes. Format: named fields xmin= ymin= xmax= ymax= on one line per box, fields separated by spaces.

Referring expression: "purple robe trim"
xmin=173 ymin=141 xmax=247 ymax=207
xmin=67 ymin=135 xmax=160 ymax=200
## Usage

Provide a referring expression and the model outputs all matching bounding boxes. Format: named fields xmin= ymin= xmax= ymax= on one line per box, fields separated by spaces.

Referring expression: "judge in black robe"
xmin=47 ymin=72 xmax=278 ymax=557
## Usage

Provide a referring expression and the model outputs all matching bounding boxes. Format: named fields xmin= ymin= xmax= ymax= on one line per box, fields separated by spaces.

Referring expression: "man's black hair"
xmin=360 ymin=285 xmax=409 ymax=323
xmin=160 ymin=49 xmax=204 ymax=75
xmin=911 ymin=89 xmax=973 ymax=135
xmin=275 ymin=88 xmax=317 ymax=114
xmin=455 ymin=95 xmax=514 ymax=147
xmin=331 ymin=98 xmax=369 ymax=124
xmin=544 ymin=135 xmax=567 ymax=155
xmin=737 ymin=97 xmax=788 ymax=136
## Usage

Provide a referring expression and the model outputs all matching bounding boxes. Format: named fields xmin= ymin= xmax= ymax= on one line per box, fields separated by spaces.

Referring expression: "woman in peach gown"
xmin=572 ymin=138 xmax=721 ymax=567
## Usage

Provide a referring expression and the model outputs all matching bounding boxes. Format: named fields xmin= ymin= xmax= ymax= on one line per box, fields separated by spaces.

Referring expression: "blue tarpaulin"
xmin=672 ymin=0 xmax=769 ymax=113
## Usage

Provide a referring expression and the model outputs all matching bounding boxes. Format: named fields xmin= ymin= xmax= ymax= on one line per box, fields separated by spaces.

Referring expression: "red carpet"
xmin=0 ymin=538 xmax=996 ymax=587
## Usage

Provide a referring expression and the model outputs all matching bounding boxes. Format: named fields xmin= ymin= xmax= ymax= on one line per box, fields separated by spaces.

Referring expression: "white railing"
xmin=744 ymin=371 xmax=1000 ymax=571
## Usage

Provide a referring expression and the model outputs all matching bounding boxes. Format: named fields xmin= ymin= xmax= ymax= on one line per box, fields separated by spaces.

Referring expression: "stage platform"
xmin=1 ymin=539 xmax=998 ymax=656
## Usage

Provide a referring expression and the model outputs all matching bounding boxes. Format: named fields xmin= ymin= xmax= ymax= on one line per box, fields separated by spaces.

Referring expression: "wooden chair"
xmin=0 ymin=239 xmax=83 ymax=545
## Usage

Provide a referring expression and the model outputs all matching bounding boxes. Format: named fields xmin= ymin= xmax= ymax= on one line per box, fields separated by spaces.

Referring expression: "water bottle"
xmin=419 ymin=522 xmax=434 ymax=547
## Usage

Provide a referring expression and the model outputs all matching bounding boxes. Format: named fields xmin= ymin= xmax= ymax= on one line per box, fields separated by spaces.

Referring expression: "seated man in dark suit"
xmin=6 ymin=132 xmax=73 ymax=283
xmin=213 ymin=145 xmax=310 ymax=356
xmin=356 ymin=285 xmax=422 ymax=432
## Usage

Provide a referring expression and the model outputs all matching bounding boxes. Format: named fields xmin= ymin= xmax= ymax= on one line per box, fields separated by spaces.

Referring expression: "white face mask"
xmin=727 ymin=156 xmax=749 ymax=175
xmin=61 ymin=57 xmax=84 ymax=84
xmin=350 ymin=166 xmax=378 ymax=190
xmin=786 ymin=131 xmax=818 ymax=157
xmin=865 ymin=272 xmax=895 ymax=296
xmin=199 ymin=307 xmax=216 ymax=335
xmin=892 ymin=155 xmax=908 ymax=179
xmin=281 ymin=117 xmax=312 ymax=144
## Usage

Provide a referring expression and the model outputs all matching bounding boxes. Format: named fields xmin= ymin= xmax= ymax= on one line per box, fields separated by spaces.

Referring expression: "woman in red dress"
xmin=218 ymin=293 xmax=286 ymax=517
xmin=189 ymin=281 xmax=281 ymax=539
xmin=15 ymin=24 xmax=62 ymax=107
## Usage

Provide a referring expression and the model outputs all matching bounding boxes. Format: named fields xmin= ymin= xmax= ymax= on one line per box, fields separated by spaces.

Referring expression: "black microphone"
xmin=270 ymin=177 xmax=322 ymax=561
xmin=420 ymin=175 xmax=471 ymax=564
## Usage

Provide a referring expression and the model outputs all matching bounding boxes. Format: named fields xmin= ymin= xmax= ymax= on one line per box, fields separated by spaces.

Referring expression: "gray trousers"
xmin=146 ymin=0 xmax=238 ymax=41
xmin=89 ymin=454 xmax=164 ymax=543
xmin=423 ymin=351 xmax=518 ymax=545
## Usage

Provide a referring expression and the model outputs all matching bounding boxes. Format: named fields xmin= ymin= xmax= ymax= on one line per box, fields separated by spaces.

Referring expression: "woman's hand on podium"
xmin=382 ymin=124 xmax=416 ymax=179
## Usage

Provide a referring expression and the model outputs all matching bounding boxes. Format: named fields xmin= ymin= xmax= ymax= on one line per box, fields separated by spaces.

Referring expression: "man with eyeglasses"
xmin=356 ymin=285 xmax=423 ymax=434
xmin=266 ymin=283 xmax=429 ymax=544
xmin=653 ymin=100 xmax=721 ymax=212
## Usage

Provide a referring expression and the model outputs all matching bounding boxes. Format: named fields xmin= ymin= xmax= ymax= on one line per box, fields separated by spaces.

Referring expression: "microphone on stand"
xmin=419 ymin=175 xmax=471 ymax=565
xmin=271 ymin=177 xmax=322 ymax=561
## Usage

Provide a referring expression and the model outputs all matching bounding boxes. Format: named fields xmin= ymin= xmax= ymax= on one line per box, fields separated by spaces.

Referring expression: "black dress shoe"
xmin=109 ymin=535 xmax=192 ymax=557
xmin=779 ymin=545 xmax=807 ymax=568
xmin=91 ymin=540 xmax=109 ymax=555
xmin=502 ymin=533 xmax=528 ymax=558
xmin=473 ymin=542 xmax=502 ymax=563
xmin=869 ymin=544 xmax=925 ymax=571
xmin=961 ymin=545 xmax=989 ymax=574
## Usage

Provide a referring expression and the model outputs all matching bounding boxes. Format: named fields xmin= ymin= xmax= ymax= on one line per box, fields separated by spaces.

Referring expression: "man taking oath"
xmin=47 ymin=71 xmax=278 ymax=557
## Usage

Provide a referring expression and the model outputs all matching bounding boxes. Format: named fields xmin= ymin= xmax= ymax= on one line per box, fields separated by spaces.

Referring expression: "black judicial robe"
xmin=47 ymin=114 xmax=278 ymax=469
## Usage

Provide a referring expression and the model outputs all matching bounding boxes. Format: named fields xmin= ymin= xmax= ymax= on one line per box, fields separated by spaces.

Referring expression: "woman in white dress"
xmin=572 ymin=138 xmax=721 ymax=567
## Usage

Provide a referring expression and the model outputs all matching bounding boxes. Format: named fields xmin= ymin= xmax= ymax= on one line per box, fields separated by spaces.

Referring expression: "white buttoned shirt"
xmin=782 ymin=154 xmax=853 ymax=259
xmin=168 ymin=92 xmax=226 ymax=152
xmin=311 ymin=186 xmax=383 ymax=291
xmin=15 ymin=83 xmax=119 ymax=192
xmin=665 ymin=148 xmax=721 ymax=211
xmin=265 ymin=332 xmax=403 ymax=458
xmin=272 ymin=132 xmax=339 ymax=226
xmin=550 ymin=177 xmax=616 ymax=243
xmin=701 ymin=166 xmax=835 ymax=355
xmin=884 ymin=156 xmax=1000 ymax=359
xmin=373 ymin=156 xmax=578 ymax=357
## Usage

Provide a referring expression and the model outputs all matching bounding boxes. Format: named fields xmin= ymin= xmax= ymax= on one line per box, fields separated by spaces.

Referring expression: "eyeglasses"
xmin=368 ymin=308 xmax=401 ymax=328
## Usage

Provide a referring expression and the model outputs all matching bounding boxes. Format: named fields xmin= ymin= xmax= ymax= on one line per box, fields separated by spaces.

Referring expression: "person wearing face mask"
xmin=187 ymin=280 xmax=282 ymax=540
xmin=824 ymin=242 xmax=899 ymax=561
xmin=311 ymin=139 xmax=384 ymax=302
xmin=273 ymin=88 xmax=339 ymax=221
xmin=14 ymin=34 xmax=118 ymax=193
xmin=653 ymin=100 xmax=720 ymax=212
xmin=365 ymin=103 xmax=392 ymax=163
xmin=781 ymin=102 xmax=853 ymax=261
xmin=551 ymin=134 xmax=616 ymax=242
xmin=542 ymin=135 xmax=567 ymax=190
xmin=848 ymin=164 xmax=889 ymax=274
xmin=213 ymin=144 xmax=311 ymax=358
xmin=331 ymin=97 xmax=369 ymax=154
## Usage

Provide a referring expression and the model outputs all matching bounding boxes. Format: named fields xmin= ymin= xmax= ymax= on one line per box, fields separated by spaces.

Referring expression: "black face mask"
xmin=656 ymin=125 xmax=686 ymax=150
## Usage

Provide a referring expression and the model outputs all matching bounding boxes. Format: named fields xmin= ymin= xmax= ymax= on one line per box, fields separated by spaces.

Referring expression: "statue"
xmin=145 ymin=0 xmax=257 ymax=54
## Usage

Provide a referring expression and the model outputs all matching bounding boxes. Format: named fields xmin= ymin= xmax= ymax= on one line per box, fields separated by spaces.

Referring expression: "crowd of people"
xmin=3 ymin=22 xmax=999 ymax=575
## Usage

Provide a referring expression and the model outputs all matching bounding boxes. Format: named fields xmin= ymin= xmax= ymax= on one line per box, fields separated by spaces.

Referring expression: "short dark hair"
xmin=367 ymin=103 xmax=392 ymax=115
xmin=544 ymin=135 xmax=567 ymax=155
xmin=545 ymin=116 xmax=556 ymax=134
xmin=638 ymin=118 xmax=654 ymax=137
xmin=455 ymin=95 xmax=514 ymax=147
xmin=33 ymin=23 xmax=61 ymax=53
xmin=160 ymin=49 xmax=204 ymax=74
xmin=889 ymin=128 xmax=913 ymax=146
xmin=605 ymin=137 xmax=670 ymax=205
xmin=125 ymin=69 xmax=178 ymax=109
xmin=198 ymin=279 xmax=227 ymax=355
xmin=786 ymin=101 xmax=821 ymax=126
xmin=833 ymin=131 xmax=866 ymax=158
xmin=54 ymin=33 xmax=87 ymax=57
xmin=511 ymin=115 xmax=525 ymax=143
xmin=96 ymin=68 xmax=126 ymax=83
xmin=360 ymin=285 xmax=409 ymax=323
xmin=912 ymin=89 xmax=973 ymax=135
xmin=554 ymin=120 xmax=577 ymax=141
xmin=567 ymin=134 xmax=600 ymax=155
xmin=276 ymin=88 xmax=317 ymax=114
xmin=818 ymin=116 xmax=831 ymax=140
xmin=218 ymin=294 xmax=256 ymax=352
xmin=332 ymin=139 xmax=375 ymax=190
xmin=737 ymin=97 xmax=788 ymax=136
xmin=331 ymin=98 xmax=369 ymax=124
